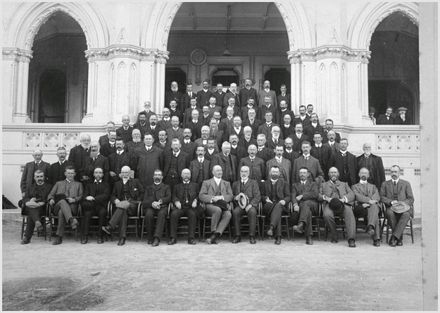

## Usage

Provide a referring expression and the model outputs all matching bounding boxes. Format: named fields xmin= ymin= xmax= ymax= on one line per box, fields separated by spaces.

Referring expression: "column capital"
xmin=84 ymin=45 xmax=168 ymax=62
xmin=154 ymin=50 xmax=169 ymax=64
xmin=287 ymin=46 xmax=371 ymax=63
xmin=2 ymin=47 xmax=33 ymax=63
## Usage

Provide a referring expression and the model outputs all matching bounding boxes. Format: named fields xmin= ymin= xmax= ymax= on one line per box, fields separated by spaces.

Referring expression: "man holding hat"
xmin=394 ymin=106 xmax=411 ymax=125
xmin=320 ymin=167 xmax=356 ymax=247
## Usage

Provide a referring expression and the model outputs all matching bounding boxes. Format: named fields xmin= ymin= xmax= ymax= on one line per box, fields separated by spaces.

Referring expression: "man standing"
xmin=231 ymin=166 xmax=261 ymax=244
xmin=125 ymin=129 xmax=143 ymax=155
xmin=196 ymin=80 xmax=213 ymax=108
xmin=108 ymin=138 xmax=131 ymax=185
xmin=116 ymin=115 xmax=134 ymax=144
xmin=135 ymin=134 xmax=163 ymax=188
xmin=144 ymin=114 xmax=160 ymax=142
xmin=352 ymin=168 xmax=381 ymax=246
xmin=98 ymin=121 xmax=116 ymax=147
xmin=181 ymin=128 xmax=197 ymax=157
xmin=102 ymin=166 xmax=144 ymax=246
xmin=255 ymin=134 xmax=274 ymax=163
xmin=242 ymin=108 xmax=261 ymax=137
xmin=258 ymin=96 xmax=278 ymax=122
xmin=20 ymin=149 xmax=50 ymax=197
xmin=137 ymin=101 xmax=156 ymax=124
xmin=266 ymin=125 xmax=284 ymax=150
xmin=257 ymin=111 xmax=278 ymax=140
xmin=48 ymin=147 xmax=72 ymax=185
xmin=166 ymin=116 xmax=184 ymax=143
xmin=229 ymin=134 xmax=247 ymax=166
xmin=157 ymin=108 xmax=172 ymax=131
xmin=324 ymin=130 xmax=340 ymax=154
xmin=213 ymin=83 xmax=225 ymax=107
xmin=311 ymin=133 xmax=334 ymax=180
xmin=357 ymin=143 xmax=385 ymax=191
xmin=223 ymin=83 xmax=240 ymax=108
xmin=48 ymin=166 xmax=83 ymax=245
xmin=99 ymin=130 xmax=117 ymax=157
xmin=210 ymin=142 xmax=237 ymax=184
xmin=376 ymin=107 xmax=395 ymax=125
xmin=266 ymin=145 xmax=291 ymax=184
xmin=133 ymin=112 xmax=149 ymax=139
xmin=277 ymin=99 xmax=295 ymax=126
xmin=20 ymin=170 xmax=52 ymax=244
xmin=68 ymin=134 xmax=91 ymax=182
xmin=261 ymin=166 xmax=291 ymax=245
xmin=322 ymin=118 xmax=341 ymax=144
xmin=142 ymin=169 xmax=171 ymax=246
xmin=169 ymin=169 xmax=203 ymax=245
xmin=80 ymin=167 xmax=110 ymax=244
xmin=380 ymin=165 xmax=414 ymax=247
xmin=304 ymin=113 xmax=324 ymax=143
xmin=291 ymin=123 xmax=309 ymax=153
xmin=186 ymin=110 xmax=203 ymax=140
xmin=291 ymin=167 xmax=319 ymax=245
xmin=163 ymin=139 xmax=190 ymax=187
xmin=199 ymin=165 xmax=234 ymax=244
xmin=321 ymin=167 xmax=356 ymax=247
xmin=395 ymin=107 xmax=411 ymax=124
xmin=294 ymin=105 xmax=310 ymax=127
xmin=165 ymin=81 xmax=183 ymax=110
xmin=239 ymin=78 xmax=258 ymax=107
xmin=283 ymin=137 xmax=300 ymax=166
xmin=239 ymin=144 xmax=266 ymax=182
xmin=82 ymin=142 xmax=110 ymax=184
xmin=189 ymin=146 xmax=211 ymax=186
xmin=332 ymin=138 xmax=357 ymax=187
xmin=292 ymin=141 xmax=324 ymax=183
xmin=277 ymin=84 xmax=291 ymax=109
xmin=182 ymin=84 xmax=197 ymax=111
xmin=258 ymin=80 xmax=277 ymax=109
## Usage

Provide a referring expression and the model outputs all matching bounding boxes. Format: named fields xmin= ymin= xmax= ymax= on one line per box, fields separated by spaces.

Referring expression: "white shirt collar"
xmin=241 ymin=178 xmax=249 ymax=184
xmin=359 ymin=180 xmax=368 ymax=185
xmin=392 ymin=179 xmax=400 ymax=184
xmin=275 ymin=156 xmax=283 ymax=162
xmin=173 ymin=150 xmax=181 ymax=157
xmin=213 ymin=177 xmax=222 ymax=185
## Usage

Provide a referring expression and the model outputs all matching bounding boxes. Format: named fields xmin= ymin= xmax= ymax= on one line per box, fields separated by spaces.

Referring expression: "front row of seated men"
xmin=21 ymin=162 xmax=414 ymax=248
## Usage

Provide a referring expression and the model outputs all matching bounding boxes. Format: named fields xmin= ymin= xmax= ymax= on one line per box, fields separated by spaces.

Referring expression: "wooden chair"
xmin=381 ymin=203 xmax=414 ymax=244
xmin=139 ymin=203 xmax=169 ymax=241
xmin=259 ymin=202 xmax=291 ymax=240
xmin=20 ymin=202 xmax=49 ymax=241
xmin=108 ymin=201 xmax=141 ymax=241
xmin=47 ymin=202 xmax=81 ymax=241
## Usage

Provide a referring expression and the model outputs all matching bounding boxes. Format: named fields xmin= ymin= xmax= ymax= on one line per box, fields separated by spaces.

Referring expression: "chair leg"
xmin=261 ymin=217 xmax=265 ymax=241
xmin=141 ymin=218 xmax=145 ymax=241
xmin=21 ymin=217 xmax=26 ymax=240
xmin=410 ymin=219 xmax=414 ymax=244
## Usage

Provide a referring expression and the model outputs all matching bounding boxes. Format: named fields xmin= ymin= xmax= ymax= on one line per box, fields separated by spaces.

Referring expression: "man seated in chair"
xmin=352 ymin=167 xmax=381 ymax=247
xmin=80 ymin=167 xmax=111 ymax=244
xmin=48 ymin=166 xmax=83 ymax=245
xmin=380 ymin=165 xmax=414 ymax=247
xmin=169 ymin=169 xmax=203 ymax=245
xmin=199 ymin=165 xmax=233 ymax=244
xmin=291 ymin=167 xmax=319 ymax=245
xmin=261 ymin=166 xmax=291 ymax=245
xmin=21 ymin=170 xmax=52 ymax=244
xmin=320 ymin=167 xmax=356 ymax=248
xmin=142 ymin=169 xmax=171 ymax=247
xmin=102 ymin=166 xmax=144 ymax=246
xmin=231 ymin=165 xmax=261 ymax=244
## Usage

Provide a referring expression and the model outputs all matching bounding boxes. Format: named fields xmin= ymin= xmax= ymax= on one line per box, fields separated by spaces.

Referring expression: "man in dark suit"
xmin=20 ymin=149 xmax=50 ymax=198
xmin=291 ymin=123 xmax=309 ymax=153
xmin=108 ymin=138 xmax=130 ymax=184
xmin=322 ymin=118 xmax=341 ymax=144
xmin=157 ymin=108 xmax=172 ymax=131
xmin=283 ymin=137 xmax=300 ymax=166
xmin=169 ymin=169 xmax=204 ymax=245
xmin=143 ymin=114 xmax=161 ymax=142
xmin=239 ymin=79 xmax=258 ymax=107
xmin=196 ymin=80 xmax=213 ymax=108
xmin=256 ymin=134 xmax=274 ymax=163
xmin=332 ymin=138 xmax=357 ymax=186
xmin=125 ymin=129 xmax=144 ymax=155
xmin=223 ymin=83 xmax=240 ymax=108
xmin=48 ymin=147 xmax=72 ymax=185
xmin=207 ymin=97 xmax=222 ymax=118
xmin=311 ymin=133 xmax=334 ymax=180
xmin=210 ymin=142 xmax=237 ymax=184
xmin=181 ymin=84 xmax=197 ymax=111
xmin=266 ymin=126 xmax=284 ymax=150
xmin=304 ymin=113 xmax=324 ymax=143
xmin=102 ymin=166 xmax=144 ymax=246
xmin=99 ymin=130 xmax=117 ymax=157
xmin=213 ymin=83 xmax=225 ymax=108
xmin=239 ymin=126 xmax=257 ymax=152
xmin=292 ymin=141 xmax=324 ymax=183
xmin=154 ymin=130 xmax=170 ymax=151
xmin=142 ymin=169 xmax=171 ymax=246
xmin=169 ymin=100 xmax=183 ymax=123
xmin=80 ymin=167 xmax=111 ymax=244
xmin=257 ymin=111 xmax=278 ymax=141
xmin=181 ymin=128 xmax=197 ymax=158
xmin=294 ymin=105 xmax=310 ymax=128
xmin=277 ymin=85 xmax=291 ymax=110
xmin=258 ymin=80 xmax=277 ymax=109
xmin=204 ymin=138 xmax=219 ymax=161
xmin=189 ymin=145 xmax=211 ymax=186
xmin=239 ymin=144 xmax=266 ymax=182
xmin=261 ymin=166 xmax=291 ymax=245
xmin=376 ymin=107 xmax=395 ymax=125
xmin=320 ymin=167 xmax=356 ymax=247
xmin=165 ymin=81 xmax=183 ymax=110
xmin=185 ymin=110 xmax=203 ymax=141
xmin=291 ymin=167 xmax=320 ymax=245
xmin=229 ymin=134 xmax=247 ymax=167
xmin=241 ymin=98 xmax=259 ymax=121
xmin=380 ymin=165 xmax=414 ymax=247
xmin=116 ymin=115 xmax=134 ymax=144
xmin=199 ymin=165 xmax=234 ymax=244
xmin=242 ymin=108 xmax=261 ymax=138
xmin=166 ymin=116 xmax=184 ymax=143
xmin=258 ymin=97 xmax=278 ymax=122
xmin=163 ymin=139 xmax=190 ymax=187
xmin=220 ymin=106 xmax=236 ymax=133
xmin=395 ymin=107 xmax=411 ymax=124
xmin=352 ymin=167 xmax=381 ymax=246
xmin=276 ymin=99 xmax=295 ymax=125
xmin=357 ymin=143 xmax=385 ymax=191
xmin=225 ymin=116 xmax=244 ymax=141
xmin=20 ymin=170 xmax=52 ymax=244
xmin=266 ymin=145 xmax=291 ymax=184
xmin=137 ymin=101 xmax=156 ymax=125
xmin=324 ymin=130 xmax=340 ymax=155
xmin=280 ymin=112 xmax=295 ymax=140
xmin=133 ymin=112 xmax=149 ymax=139
xmin=82 ymin=142 xmax=110 ymax=184
xmin=68 ymin=134 xmax=91 ymax=182
xmin=231 ymin=165 xmax=261 ymax=244
xmin=98 ymin=121 xmax=116 ymax=147
xmin=183 ymin=99 xmax=202 ymax=126
xmin=135 ymin=134 xmax=163 ymax=188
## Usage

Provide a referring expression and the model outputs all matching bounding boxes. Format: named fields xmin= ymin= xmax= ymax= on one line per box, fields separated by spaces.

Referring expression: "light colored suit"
xmin=352 ymin=182 xmax=381 ymax=239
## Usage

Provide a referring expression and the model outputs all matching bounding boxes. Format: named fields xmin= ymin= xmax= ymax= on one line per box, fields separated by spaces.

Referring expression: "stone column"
xmin=2 ymin=48 xmax=33 ymax=124
xmin=139 ymin=53 xmax=156 ymax=113
xmin=287 ymin=51 xmax=301 ymax=112
xmin=153 ymin=50 xmax=169 ymax=114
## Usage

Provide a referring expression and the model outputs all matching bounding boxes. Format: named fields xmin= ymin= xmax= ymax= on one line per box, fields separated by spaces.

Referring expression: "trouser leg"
xmin=186 ymin=208 xmax=197 ymax=239
xmin=144 ymin=208 xmax=155 ymax=241
xmin=97 ymin=205 xmax=107 ymax=236
xmin=299 ymin=201 xmax=313 ymax=237
xmin=343 ymin=205 xmax=356 ymax=240
xmin=81 ymin=200 xmax=95 ymax=236
xmin=323 ymin=204 xmax=336 ymax=239
xmin=109 ymin=208 xmax=123 ymax=229
xmin=24 ymin=206 xmax=43 ymax=239
xmin=367 ymin=203 xmax=380 ymax=240
xmin=216 ymin=211 xmax=232 ymax=235
xmin=206 ymin=204 xmax=222 ymax=233
xmin=393 ymin=211 xmax=411 ymax=239
xmin=232 ymin=207 xmax=244 ymax=236
xmin=270 ymin=203 xmax=283 ymax=236
xmin=154 ymin=206 xmax=168 ymax=239
xmin=247 ymin=207 xmax=257 ymax=237
xmin=386 ymin=208 xmax=398 ymax=237
xmin=169 ymin=208 xmax=185 ymax=239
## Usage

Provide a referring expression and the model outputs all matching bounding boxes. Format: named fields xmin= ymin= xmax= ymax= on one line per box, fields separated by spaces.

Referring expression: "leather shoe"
xmin=152 ymin=237 xmax=160 ymax=247
xmin=206 ymin=233 xmax=218 ymax=244
xmin=147 ymin=239 xmax=154 ymax=245
xmin=117 ymin=237 xmax=126 ymax=246
xmin=232 ymin=236 xmax=241 ymax=244
xmin=267 ymin=225 xmax=274 ymax=237
xmin=81 ymin=236 xmax=88 ymax=244
xmin=306 ymin=236 xmax=313 ymax=245
xmin=102 ymin=225 xmax=111 ymax=235
xmin=348 ymin=239 xmax=356 ymax=248
xmin=35 ymin=220 xmax=43 ymax=232
xmin=70 ymin=218 xmax=78 ymax=230
xmin=188 ymin=238 xmax=196 ymax=245
xmin=293 ymin=222 xmax=305 ymax=234
xmin=366 ymin=225 xmax=375 ymax=237
xmin=397 ymin=238 xmax=403 ymax=246
xmin=389 ymin=236 xmax=397 ymax=247
xmin=373 ymin=239 xmax=380 ymax=247
xmin=330 ymin=238 xmax=338 ymax=243
xmin=52 ymin=236 xmax=63 ymax=245
xmin=274 ymin=237 xmax=281 ymax=245
xmin=21 ymin=237 xmax=30 ymax=245
xmin=249 ymin=236 xmax=256 ymax=244
xmin=168 ymin=238 xmax=177 ymax=245
xmin=97 ymin=237 xmax=104 ymax=244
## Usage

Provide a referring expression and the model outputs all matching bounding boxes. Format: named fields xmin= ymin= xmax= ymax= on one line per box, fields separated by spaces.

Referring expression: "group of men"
xmin=19 ymin=79 xmax=414 ymax=248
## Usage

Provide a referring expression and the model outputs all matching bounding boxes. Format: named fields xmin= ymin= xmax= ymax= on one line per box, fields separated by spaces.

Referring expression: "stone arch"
xmin=140 ymin=0 xmax=313 ymax=51
xmin=347 ymin=2 xmax=419 ymax=50
xmin=8 ymin=2 xmax=109 ymax=50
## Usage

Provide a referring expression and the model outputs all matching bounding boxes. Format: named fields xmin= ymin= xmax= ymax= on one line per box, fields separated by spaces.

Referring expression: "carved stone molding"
xmin=377 ymin=134 xmax=420 ymax=152
xmin=287 ymin=46 xmax=371 ymax=63
xmin=85 ymin=45 xmax=168 ymax=62
xmin=2 ymin=47 xmax=33 ymax=62
xmin=22 ymin=131 xmax=80 ymax=150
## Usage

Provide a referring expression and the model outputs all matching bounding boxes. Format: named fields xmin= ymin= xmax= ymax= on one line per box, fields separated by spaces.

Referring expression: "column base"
xmin=12 ymin=114 xmax=31 ymax=123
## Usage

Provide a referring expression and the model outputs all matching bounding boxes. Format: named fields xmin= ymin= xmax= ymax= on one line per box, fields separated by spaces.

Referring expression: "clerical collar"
xmin=154 ymin=182 xmax=161 ymax=185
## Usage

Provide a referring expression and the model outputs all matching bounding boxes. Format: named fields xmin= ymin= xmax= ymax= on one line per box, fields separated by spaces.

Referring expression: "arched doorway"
xmin=165 ymin=67 xmax=187 ymax=93
xmin=368 ymin=12 xmax=419 ymax=124
xmin=264 ymin=68 xmax=290 ymax=96
xmin=212 ymin=68 xmax=239 ymax=87
xmin=27 ymin=12 xmax=88 ymax=123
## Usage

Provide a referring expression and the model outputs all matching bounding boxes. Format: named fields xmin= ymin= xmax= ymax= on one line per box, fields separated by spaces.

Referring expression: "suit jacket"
xmin=223 ymin=91 xmax=240 ymax=108
xmin=226 ymin=125 xmax=245 ymax=141
xmin=48 ymin=160 xmax=73 ymax=185
xmin=68 ymin=145 xmax=91 ymax=181
xmin=291 ymin=180 xmax=319 ymax=205
xmin=294 ymin=116 xmax=311 ymax=128
xmin=320 ymin=180 xmax=355 ymax=204
xmin=169 ymin=108 xmax=183 ymax=123
xmin=48 ymin=180 xmax=83 ymax=203
xmin=261 ymin=179 xmax=290 ymax=204
xmin=292 ymin=155 xmax=324 ymax=183
xmin=277 ymin=94 xmax=291 ymax=108
xmin=181 ymin=140 xmax=197 ymax=159
xmin=291 ymin=133 xmax=309 ymax=153
xmin=166 ymin=127 xmax=184 ymax=143
xmin=212 ymin=92 xmax=225 ymax=108
xmin=83 ymin=155 xmax=110 ymax=183
xmin=182 ymin=92 xmax=197 ymax=111
xmin=266 ymin=137 xmax=284 ymax=150
xmin=266 ymin=157 xmax=291 ymax=184
xmin=98 ymin=135 xmax=110 ymax=147
xmin=352 ymin=182 xmax=380 ymax=203
xmin=283 ymin=150 xmax=300 ymax=167
xmin=165 ymin=90 xmax=183 ymax=110
xmin=142 ymin=183 xmax=171 ymax=208
xmin=304 ymin=123 xmax=324 ymax=143
xmin=100 ymin=142 xmax=117 ymax=158
xmin=238 ymin=137 xmax=257 ymax=152
xmin=241 ymin=106 xmax=260 ymax=121
xmin=196 ymin=89 xmax=213 ymax=108
xmin=256 ymin=147 xmax=274 ymax=163
xmin=108 ymin=151 xmax=131 ymax=179
xmin=258 ymin=89 xmax=277 ymax=109
xmin=356 ymin=154 xmax=385 ymax=191
xmin=395 ymin=115 xmax=411 ymax=125
xmin=116 ymin=126 xmax=134 ymax=143
xmin=20 ymin=161 xmax=50 ymax=193
xmin=242 ymin=118 xmax=262 ymax=138
xmin=230 ymin=145 xmax=247 ymax=167
xmin=173 ymin=182 xmax=199 ymax=207
xmin=199 ymin=178 xmax=233 ymax=203
xmin=163 ymin=150 xmax=190 ymax=181
xmin=276 ymin=109 xmax=295 ymax=125
xmin=311 ymin=144 xmax=334 ymax=180
xmin=189 ymin=158 xmax=211 ymax=185
xmin=239 ymin=157 xmax=266 ymax=182
xmin=258 ymin=104 xmax=278 ymax=122
xmin=133 ymin=122 xmax=149 ymax=139
xmin=257 ymin=123 xmax=279 ymax=141
xmin=324 ymin=142 xmax=340 ymax=155
xmin=380 ymin=179 xmax=414 ymax=207
xmin=135 ymin=146 xmax=163 ymax=187
xmin=83 ymin=181 xmax=111 ymax=206
xmin=333 ymin=151 xmax=358 ymax=186
xmin=111 ymin=178 xmax=144 ymax=202
xmin=210 ymin=153 xmax=237 ymax=183
xmin=23 ymin=182 xmax=52 ymax=204
xmin=239 ymin=87 xmax=258 ymax=107
xmin=185 ymin=120 xmax=203 ymax=141
xmin=322 ymin=130 xmax=341 ymax=143
xmin=232 ymin=179 xmax=261 ymax=208
xmin=157 ymin=119 xmax=172 ymax=131
xmin=183 ymin=107 xmax=202 ymax=126
xmin=376 ymin=114 xmax=395 ymax=125
xmin=280 ymin=124 xmax=295 ymax=139
xmin=143 ymin=125 xmax=161 ymax=142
